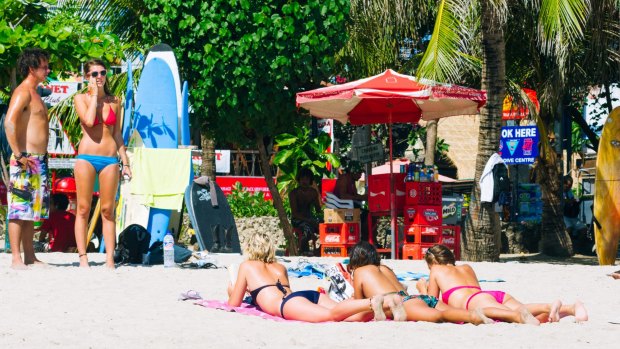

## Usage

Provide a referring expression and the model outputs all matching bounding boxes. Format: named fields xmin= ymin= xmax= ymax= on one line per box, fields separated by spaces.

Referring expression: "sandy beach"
xmin=0 ymin=250 xmax=618 ymax=349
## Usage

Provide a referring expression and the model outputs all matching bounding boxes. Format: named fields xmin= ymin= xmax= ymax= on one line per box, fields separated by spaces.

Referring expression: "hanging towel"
xmin=480 ymin=153 xmax=505 ymax=203
xmin=131 ymin=147 xmax=191 ymax=210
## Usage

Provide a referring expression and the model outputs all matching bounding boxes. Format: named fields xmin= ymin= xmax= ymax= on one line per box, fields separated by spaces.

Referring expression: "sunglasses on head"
xmin=89 ymin=70 xmax=107 ymax=78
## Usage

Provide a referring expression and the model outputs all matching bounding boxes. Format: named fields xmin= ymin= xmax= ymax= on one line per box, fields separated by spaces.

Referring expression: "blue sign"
xmin=499 ymin=126 xmax=539 ymax=164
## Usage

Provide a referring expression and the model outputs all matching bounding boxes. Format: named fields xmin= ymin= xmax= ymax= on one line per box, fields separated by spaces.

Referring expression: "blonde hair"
xmin=244 ymin=232 xmax=276 ymax=263
xmin=424 ymin=244 xmax=456 ymax=266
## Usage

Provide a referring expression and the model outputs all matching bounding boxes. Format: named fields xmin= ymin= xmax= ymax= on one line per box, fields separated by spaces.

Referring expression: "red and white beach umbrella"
xmin=296 ymin=69 xmax=486 ymax=258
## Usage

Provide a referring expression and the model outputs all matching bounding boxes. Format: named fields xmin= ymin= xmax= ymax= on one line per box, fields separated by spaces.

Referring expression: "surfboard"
xmin=185 ymin=180 xmax=241 ymax=254
xmin=594 ymin=106 xmax=620 ymax=265
xmin=180 ymin=81 xmax=190 ymax=146
xmin=134 ymin=56 xmax=178 ymax=246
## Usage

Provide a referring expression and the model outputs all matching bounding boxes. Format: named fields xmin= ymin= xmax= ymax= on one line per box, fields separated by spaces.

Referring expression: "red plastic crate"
xmin=368 ymin=173 xmax=406 ymax=212
xmin=319 ymin=223 xmax=360 ymax=245
xmin=320 ymin=244 xmax=354 ymax=257
xmin=405 ymin=182 xmax=442 ymax=205
xmin=440 ymin=225 xmax=461 ymax=260
xmin=403 ymin=224 xmax=441 ymax=244
xmin=401 ymin=243 xmax=436 ymax=260
xmin=413 ymin=205 xmax=443 ymax=226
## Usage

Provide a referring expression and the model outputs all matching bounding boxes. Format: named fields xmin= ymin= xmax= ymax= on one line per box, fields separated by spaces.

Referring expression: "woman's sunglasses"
xmin=89 ymin=70 xmax=107 ymax=78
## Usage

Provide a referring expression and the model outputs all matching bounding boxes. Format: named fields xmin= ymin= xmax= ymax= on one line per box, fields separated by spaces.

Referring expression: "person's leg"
xmin=98 ymin=163 xmax=120 ymax=268
xmin=503 ymin=293 xmax=562 ymax=323
xmin=282 ymin=293 xmax=380 ymax=322
xmin=404 ymin=298 xmax=488 ymax=324
xmin=8 ymin=220 xmax=28 ymax=269
xmin=74 ymin=160 xmax=97 ymax=267
xmin=558 ymin=301 xmax=588 ymax=322
xmin=21 ymin=221 xmax=41 ymax=265
xmin=468 ymin=293 xmax=540 ymax=325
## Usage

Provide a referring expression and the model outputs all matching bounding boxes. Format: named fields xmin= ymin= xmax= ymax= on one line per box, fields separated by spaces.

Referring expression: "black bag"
xmin=144 ymin=241 xmax=193 ymax=265
xmin=114 ymin=224 xmax=151 ymax=264
xmin=492 ymin=163 xmax=511 ymax=204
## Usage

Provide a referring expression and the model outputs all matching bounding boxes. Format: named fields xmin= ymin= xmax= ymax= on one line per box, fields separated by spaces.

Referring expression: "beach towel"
xmin=131 ymin=147 xmax=191 ymax=210
xmin=287 ymin=261 xmax=326 ymax=279
xmin=194 ymin=299 xmax=307 ymax=323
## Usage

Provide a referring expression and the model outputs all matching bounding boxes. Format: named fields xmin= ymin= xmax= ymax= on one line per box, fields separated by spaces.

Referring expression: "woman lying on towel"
xmin=227 ymin=232 xmax=392 ymax=322
xmin=417 ymin=244 xmax=588 ymax=323
xmin=348 ymin=242 xmax=497 ymax=325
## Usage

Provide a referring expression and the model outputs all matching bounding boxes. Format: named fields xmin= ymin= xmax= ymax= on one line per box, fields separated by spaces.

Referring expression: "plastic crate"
xmin=368 ymin=173 xmax=406 ymax=212
xmin=320 ymin=244 xmax=354 ymax=257
xmin=405 ymin=182 xmax=442 ymax=205
xmin=320 ymin=222 xmax=360 ymax=245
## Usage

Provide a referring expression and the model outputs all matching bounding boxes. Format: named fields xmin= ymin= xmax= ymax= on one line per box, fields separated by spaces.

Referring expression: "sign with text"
xmin=352 ymin=143 xmax=384 ymax=164
xmin=499 ymin=126 xmax=539 ymax=164
xmin=47 ymin=118 xmax=76 ymax=155
xmin=215 ymin=176 xmax=272 ymax=200
xmin=41 ymin=82 xmax=79 ymax=106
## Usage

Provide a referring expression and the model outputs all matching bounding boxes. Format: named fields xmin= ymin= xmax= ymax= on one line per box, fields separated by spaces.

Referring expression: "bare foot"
xmin=105 ymin=261 xmax=116 ymax=269
xmin=573 ymin=301 xmax=588 ymax=323
xmin=370 ymin=295 xmax=386 ymax=321
xmin=472 ymin=308 xmax=494 ymax=325
xmin=519 ymin=307 xmax=540 ymax=326
xmin=10 ymin=261 xmax=29 ymax=270
xmin=387 ymin=294 xmax=407 ymax=321
xmin=79 ymin=254 xmax=90 ymax=268
xmin=24 ymin=257 xmax=47 ymax=266
xmin=609 ymin=272 xmax=620 ymax=280
xmin=548 ymin=300 xmax=562 ymax=322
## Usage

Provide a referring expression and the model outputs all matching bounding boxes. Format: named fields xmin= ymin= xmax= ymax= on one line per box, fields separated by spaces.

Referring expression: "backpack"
xmin=114 ymin=224 xmax=151 ymax=264
xmin=492 ymin=163 xmax=511 ymax=204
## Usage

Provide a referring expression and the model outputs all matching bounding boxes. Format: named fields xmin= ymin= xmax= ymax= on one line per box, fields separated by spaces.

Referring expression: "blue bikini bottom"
xmin=76 ymin=154 xmax=119 ymax=173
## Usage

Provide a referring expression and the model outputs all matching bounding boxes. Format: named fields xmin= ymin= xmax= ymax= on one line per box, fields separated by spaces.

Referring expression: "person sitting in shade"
xmin=289 ymin=168 xmax=322 ymax=256
xmin=333 ymin=160 xmax=369 ymax=241
xmin=39 ymin=193 xmax=77 ymax=252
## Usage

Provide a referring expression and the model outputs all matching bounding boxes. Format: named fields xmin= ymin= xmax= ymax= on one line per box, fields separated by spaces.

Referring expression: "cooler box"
xmin=403 ymin=205 xmax=442 ymax=226
xmin=368 ymin=173 xmax=406 ymax=212
xmin=442 ymin=195 xmax=464 ymax=225
xmin=405 ymin=182 xmax=442 ymax=205
xmin=323 ymin=208 xmax=360 ymax=223
xmin=319 ymin=222 xmax=360 ymax=245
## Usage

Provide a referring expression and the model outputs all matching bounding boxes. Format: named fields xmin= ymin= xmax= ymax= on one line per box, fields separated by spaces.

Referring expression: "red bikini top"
xmin=92 ymin=107 xmax=116 ymax=126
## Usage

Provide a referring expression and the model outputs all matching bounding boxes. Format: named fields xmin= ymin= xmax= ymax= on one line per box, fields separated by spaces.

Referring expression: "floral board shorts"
xmin=8 ymin=153 xmax=50 ymax=221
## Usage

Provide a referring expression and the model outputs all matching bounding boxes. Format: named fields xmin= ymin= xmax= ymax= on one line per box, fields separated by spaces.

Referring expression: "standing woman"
xmin=73 ymin=59 xmax=131 ymax=268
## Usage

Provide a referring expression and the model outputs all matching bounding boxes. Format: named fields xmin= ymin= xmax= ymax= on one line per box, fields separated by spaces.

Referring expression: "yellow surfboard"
xmin=594 ymin=107 xmax=620 ymax=265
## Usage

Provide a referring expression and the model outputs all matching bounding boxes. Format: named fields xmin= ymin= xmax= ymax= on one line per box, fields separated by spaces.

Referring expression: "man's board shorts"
xmin=8 ymin=153 xmax=50 ymax=221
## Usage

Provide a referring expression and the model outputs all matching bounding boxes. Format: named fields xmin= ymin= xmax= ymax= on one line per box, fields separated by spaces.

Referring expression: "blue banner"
xmin=499 ymin=126 xmax=539 ymax=164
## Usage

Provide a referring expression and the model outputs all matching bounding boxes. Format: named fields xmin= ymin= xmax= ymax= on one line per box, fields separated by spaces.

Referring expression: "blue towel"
xmin=287 ymin=263 xmax=326 ymax=279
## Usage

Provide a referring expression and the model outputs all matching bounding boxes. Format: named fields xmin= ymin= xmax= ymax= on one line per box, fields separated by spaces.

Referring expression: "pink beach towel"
xmin=194 ymin=299 xmax=307 ymax=323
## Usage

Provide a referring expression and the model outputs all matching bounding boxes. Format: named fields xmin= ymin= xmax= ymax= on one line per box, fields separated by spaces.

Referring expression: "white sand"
xmin=0 ymin=251 xmax=618 ymax=349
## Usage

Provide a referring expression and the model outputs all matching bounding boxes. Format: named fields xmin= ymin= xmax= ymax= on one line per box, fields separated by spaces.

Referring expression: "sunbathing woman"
xmin=227 ymin=232 xmax=389 ymax=323
xmin=417 ymin=244 xmax=588 ymax=323
xmin=347 ymin=241 xmax=494 ymax=325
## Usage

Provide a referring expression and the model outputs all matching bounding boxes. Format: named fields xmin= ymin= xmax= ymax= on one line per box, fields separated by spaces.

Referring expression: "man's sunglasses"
xmin=89 ymin=70 xmax=107 ymax=78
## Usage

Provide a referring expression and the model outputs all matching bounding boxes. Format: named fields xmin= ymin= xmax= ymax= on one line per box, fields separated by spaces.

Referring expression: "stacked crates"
xmin=320 ymin=208 xmax=361 ymax=257
xmin=401 ymin=182 xmax=443 ymax=260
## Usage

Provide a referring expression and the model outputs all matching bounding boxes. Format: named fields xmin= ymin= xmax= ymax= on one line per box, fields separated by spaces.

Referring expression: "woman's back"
xmin=353 ymin=265 xmax=404 ymax=298
xmin=430 ymin=264 xmax=481 ymax=308
xmin=241 ymin=260 xmax=291 ymax=316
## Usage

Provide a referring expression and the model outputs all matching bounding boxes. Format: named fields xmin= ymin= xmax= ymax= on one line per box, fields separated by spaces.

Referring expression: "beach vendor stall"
xmin=296 ymin=69 xmax=486 ymax=258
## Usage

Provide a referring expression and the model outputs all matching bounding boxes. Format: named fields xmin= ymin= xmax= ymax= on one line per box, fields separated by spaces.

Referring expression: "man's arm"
xmin=4 ymin=89 xmax=30 ymax=157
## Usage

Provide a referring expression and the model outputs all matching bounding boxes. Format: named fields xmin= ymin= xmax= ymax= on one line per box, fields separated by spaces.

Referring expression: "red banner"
xmin=215 ymin=176 xmax=272 ymax=200
xmin=502 ymin=88 xmax=539 ymax=120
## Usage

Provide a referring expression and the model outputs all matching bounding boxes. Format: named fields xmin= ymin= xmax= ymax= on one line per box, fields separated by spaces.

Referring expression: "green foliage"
xmin=0 ymin=0 xmax=126 ymax=99
xmin=227 ymin=182 xmax=289 ymax=218
xmin=272 ymin=125 xmax=339 ymax=194
xmin=407 ymin=125 xmax=450 ymax=159
xmin=141 ymin=0 xmax=350 ymax=144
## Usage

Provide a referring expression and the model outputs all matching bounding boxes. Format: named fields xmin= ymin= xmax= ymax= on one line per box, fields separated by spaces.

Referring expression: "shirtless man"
xmin=289 ymin=168 xmax=322 ymax=255
xmin=4 ymin=48 xmax=51 ymax=269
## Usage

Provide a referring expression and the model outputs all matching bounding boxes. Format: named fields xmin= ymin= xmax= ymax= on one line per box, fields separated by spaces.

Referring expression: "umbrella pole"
xmin=389 ymin=114 xmax=396 ymax=260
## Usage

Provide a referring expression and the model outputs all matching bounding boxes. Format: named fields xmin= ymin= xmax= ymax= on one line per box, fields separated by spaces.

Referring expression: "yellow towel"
xmin=130 ymin=147 xmax=191 ymax=210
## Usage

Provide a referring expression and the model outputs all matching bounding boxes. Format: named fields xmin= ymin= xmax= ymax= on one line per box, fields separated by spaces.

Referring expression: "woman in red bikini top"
xmin=73 ymin=58 xmax=132 ymax=269
xmin=416 ymin=244 xmax=588 ymax=324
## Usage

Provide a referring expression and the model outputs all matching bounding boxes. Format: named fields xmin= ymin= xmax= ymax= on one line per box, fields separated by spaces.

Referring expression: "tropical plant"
xmin=227 ymin=182 xmax=287 ymax=218
xmin=272 ymin=125 xmax=340 ymax=195
xmin=141 ymin=0 xmax=350 ymax=255
xmin=416 ymin=0 xmax=596 ymax=260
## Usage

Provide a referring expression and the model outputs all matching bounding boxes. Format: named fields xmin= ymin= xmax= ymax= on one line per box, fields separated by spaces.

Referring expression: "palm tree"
xmin=416 ymin=0 xmax=593 ymax=260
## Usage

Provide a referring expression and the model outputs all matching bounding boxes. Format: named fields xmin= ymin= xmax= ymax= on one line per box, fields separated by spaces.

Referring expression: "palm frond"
xmin=416 ymin=0 xmax=479 ymax=83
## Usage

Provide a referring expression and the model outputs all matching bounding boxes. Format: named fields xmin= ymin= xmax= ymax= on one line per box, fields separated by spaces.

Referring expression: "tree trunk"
xmin=256 ymin=135 xmax=298 ymax=255
xmin=200 ymin=131 xmax=215 ymax=179
xmin=462 ymin=1 xmax=505 ymax=262
xmin=534 ymin=156 xmax=574 ymax=257
xmin=424 ymin=120 xmax=437 ymax=165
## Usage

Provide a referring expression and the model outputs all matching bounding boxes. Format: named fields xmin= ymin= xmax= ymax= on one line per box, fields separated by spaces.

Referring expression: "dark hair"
xmin=84 ymin=58 xmax=112 ymax=96
xmin=563 ymin=175 xmax=573 ymax=185
xmin=424 ymin=244 xmax=456 ymax=266
xmin=348 ymin=241 xmax=380 ymax=271
xmin=296 ymin=168 xmax=314 ymax=182
xmin=17 ymin=48 xmax=50 ymax=77
xmin=52 ymin=193 xmax=69 ymax=211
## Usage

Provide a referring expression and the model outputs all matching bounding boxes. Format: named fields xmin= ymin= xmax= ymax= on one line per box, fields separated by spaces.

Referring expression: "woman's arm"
xmin=426 ymin=273 xmax=440 ymax=298
xmin=227 ymin=263 xmax=249 ymax=307
xmin=74 ymin=78 xmax=99 ymax=127
xmin=112 ymin=98 xmax=131 ymax=178
xmin=352 ymin=272 xmax=365 ymax=299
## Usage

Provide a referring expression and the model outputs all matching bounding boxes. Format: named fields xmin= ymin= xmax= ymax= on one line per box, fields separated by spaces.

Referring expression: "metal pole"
xmin=389 ymin=112 xmax=396 ymax=259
